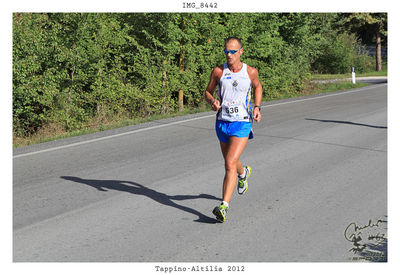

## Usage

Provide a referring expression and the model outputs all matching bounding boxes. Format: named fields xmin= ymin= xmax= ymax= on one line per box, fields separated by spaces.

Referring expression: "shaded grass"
xmin=13 ymin=106 xmax=210 ymax=148
xmin=13 ymin=81 xmax=372 ymax=148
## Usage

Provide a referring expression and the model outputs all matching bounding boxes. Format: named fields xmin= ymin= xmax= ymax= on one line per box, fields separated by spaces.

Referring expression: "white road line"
xmin=13 ymin=84 xmax=386 ymax=159
xmin=13 ymin=115 xmax=215 ymax=159
xmin=263 ymin=84 xmax=384 ymax=108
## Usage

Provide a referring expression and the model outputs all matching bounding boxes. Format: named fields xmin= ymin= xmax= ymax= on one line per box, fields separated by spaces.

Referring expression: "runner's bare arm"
xmin=205 ymin=66 xmax=223 ymax=111
xmin=248 ymin=66 xmax=262 ymax=122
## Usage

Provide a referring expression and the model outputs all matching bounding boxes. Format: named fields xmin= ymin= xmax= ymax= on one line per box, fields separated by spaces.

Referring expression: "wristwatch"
xmin=254 ymin=105 xmax=261 ymax=110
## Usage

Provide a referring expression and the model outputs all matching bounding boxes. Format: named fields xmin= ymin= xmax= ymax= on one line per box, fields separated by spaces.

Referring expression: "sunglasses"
xmin=224 ymin=47 xmax=242 ymax=55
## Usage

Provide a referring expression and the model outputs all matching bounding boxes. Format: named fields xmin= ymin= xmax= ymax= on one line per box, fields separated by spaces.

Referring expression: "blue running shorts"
xmin=215 ymin=120 xmax=253 ymax=143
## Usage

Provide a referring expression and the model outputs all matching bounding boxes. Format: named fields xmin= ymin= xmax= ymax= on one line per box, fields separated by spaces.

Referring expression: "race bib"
xmin=221 ymin=100 xmax=248 ymax=121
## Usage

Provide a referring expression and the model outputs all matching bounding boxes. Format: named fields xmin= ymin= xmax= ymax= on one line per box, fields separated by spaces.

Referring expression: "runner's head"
xmin=225 ymin=37 xmax=242 ymax=49
xmin=224 ymin=37 xmax=243 ymax=66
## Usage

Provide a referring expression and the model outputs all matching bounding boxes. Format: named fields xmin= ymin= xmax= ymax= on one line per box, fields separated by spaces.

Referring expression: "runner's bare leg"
xmin=219 ymin=136 xmax=248 ymax=204
xmin=219 ymin=142 xmax=245 ymax=175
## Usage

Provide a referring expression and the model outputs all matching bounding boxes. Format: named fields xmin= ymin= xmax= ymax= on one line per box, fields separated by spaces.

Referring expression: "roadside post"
xmin=352 ymin=67 xmax=356 ymax=84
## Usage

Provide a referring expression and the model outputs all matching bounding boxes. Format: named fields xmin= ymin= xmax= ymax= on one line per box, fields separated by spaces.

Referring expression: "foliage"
xmin=338 ymin=13 xmax=387 ymax=41
xmin=13 ymin=13 xmax=383 ymax=137
xmin=311 ymin=32 xmax=375 ymax=74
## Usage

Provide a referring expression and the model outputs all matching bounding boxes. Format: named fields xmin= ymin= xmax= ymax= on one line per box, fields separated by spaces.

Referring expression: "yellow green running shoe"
xmin=237 ymin=166 xmax=252 ymax=195
xmin=212 ymin=203 xmax=228 ymax=222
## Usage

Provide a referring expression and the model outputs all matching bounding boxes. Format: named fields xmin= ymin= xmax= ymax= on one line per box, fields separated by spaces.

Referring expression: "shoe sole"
xmin=238 ymin=184 xmax=248 ymax=195
xmin=212 ymin=207 xmax=226 ymax=223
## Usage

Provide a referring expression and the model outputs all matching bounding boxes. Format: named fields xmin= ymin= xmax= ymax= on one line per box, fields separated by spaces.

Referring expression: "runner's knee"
xmin=225 ymin=158 xmax=238 ymax=172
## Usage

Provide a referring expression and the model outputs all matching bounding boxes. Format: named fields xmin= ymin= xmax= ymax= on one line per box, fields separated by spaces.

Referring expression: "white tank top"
xmin=217 ymin=63 xmax=252 ymax=122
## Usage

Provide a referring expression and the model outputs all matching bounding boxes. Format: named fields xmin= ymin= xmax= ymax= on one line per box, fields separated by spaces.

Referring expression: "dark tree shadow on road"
xmin=305 ymin=118 xmax=387 ymax=129
xmin=61 ymin=176 xmax=219 ymax=224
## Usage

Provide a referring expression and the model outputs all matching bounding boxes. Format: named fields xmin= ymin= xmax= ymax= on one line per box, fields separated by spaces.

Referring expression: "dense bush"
xmin=311 ymin=33 xmax=375 ymax=74
xmin=13 ymin=13 xmax=376 ymax=137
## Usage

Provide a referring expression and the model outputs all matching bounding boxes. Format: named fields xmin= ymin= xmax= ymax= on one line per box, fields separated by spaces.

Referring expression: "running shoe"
xmin=237 ymin=165 xmax=252 ymax=195
xmin=212 ymin=203 xmax=228 ymax=222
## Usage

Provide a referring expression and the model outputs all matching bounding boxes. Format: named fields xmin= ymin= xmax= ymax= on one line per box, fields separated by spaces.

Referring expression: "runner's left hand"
xmin=253 ymin=108 xmax=261 ymax=122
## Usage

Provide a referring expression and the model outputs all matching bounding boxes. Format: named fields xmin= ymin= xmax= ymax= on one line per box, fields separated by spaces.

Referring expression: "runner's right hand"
xmin=211 ymin=100 xmax=221 ymax=111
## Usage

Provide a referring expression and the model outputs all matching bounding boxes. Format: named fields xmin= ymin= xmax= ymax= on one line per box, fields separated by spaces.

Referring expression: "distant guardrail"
xmin=365 ymin=46 xmax=387 ymax=57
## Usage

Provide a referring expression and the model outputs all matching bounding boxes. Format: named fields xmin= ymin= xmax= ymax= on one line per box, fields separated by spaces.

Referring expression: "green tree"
xmin=14 ymin=13 xmax=379 ymax=139
xmin=339 ymin=13 xmax=387 ymax=71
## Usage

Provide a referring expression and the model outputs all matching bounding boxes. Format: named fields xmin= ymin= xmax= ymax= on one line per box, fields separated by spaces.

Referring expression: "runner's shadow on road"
xmin=61 ymin=176 xmax=219 ymax=224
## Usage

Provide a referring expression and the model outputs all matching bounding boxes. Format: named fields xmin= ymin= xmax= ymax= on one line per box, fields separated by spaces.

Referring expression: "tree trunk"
xmin=179 ymin=48 xmax=184 ymax=112
xmin=162 ymin=60 xmax=168 ymax=114
xmin=376 ymin=23 xmax=382 ymax=71
xmin=178 ymin=17 xmax=185 ymax=112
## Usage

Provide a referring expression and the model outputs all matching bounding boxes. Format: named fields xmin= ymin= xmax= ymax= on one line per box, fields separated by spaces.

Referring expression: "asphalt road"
xmin=13 ymin=84 xmax=387 ymax=262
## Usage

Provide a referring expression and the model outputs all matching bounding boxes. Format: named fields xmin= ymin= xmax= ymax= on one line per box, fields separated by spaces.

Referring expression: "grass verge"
xmin=310 ymin=69 xmax=387 ymax=80
xmin=13 ymin=81 xmax=372 ymax=148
